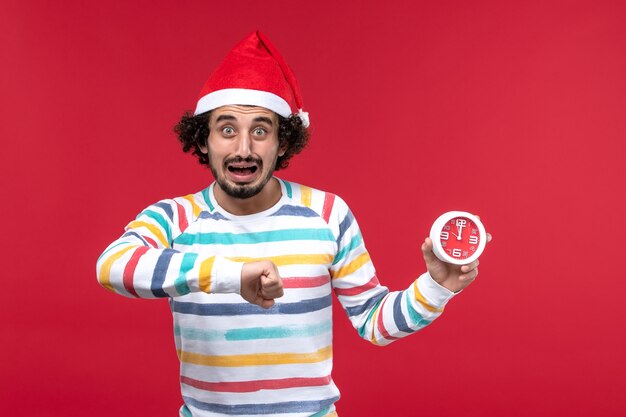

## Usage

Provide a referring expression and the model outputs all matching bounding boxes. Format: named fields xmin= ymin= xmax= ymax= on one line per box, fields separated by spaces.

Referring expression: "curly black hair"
xmin=174 ymin=110 xmax=309 ymax=170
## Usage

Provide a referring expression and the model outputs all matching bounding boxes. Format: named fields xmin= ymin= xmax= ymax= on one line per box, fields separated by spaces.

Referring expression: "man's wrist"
xmin=210 ymin=257 xmax=243 ymax=294
xmin=418 ymin=272 xmax=456 ymax=309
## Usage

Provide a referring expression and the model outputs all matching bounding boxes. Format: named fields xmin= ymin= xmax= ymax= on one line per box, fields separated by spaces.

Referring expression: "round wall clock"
xmin=429 ymin=211 xmax=486 ymax=265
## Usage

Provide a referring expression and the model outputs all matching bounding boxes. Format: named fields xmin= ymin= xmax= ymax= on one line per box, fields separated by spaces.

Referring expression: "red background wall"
xmin=2 ymin=0 xmax=625 ymax=415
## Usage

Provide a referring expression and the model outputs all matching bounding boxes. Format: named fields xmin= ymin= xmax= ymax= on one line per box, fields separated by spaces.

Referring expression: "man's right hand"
xmin=240 ymin=260 xmax=284 ymax=309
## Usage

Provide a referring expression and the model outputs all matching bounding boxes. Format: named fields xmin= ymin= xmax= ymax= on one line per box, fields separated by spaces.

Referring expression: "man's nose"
xmin=235 ymin=132 xmax=252 ymax=158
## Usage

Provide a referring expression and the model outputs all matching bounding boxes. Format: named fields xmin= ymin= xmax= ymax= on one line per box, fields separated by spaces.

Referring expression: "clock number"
xmin=455 ymin=219 xmax=467 ymax=227
xmin=440 ymin=231 xmax=449 ymax=240
xmin=469 ymin=235 xmax=479 ymax=245
xmin=452 ymin=249 xmax=462 ymax=258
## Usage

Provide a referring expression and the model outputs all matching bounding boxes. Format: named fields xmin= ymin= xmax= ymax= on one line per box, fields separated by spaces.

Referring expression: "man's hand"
xmin=421 ymin=233 xmax=492 ymax=293
xmin=240 ymin=260 xmax=284 ymax=309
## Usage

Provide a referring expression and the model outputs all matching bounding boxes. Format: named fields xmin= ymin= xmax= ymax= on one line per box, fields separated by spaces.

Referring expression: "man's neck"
xmin=213 ymin=177 xmax=282 ymax=216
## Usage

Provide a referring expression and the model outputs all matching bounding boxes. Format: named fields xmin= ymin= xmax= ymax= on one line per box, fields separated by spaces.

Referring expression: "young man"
xmin=97 ymin=31 xmax=485 ymax=417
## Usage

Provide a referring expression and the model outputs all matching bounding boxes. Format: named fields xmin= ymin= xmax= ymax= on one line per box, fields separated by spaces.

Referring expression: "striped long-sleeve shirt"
xmin=96 ymin=178 xmax=455 ymax=417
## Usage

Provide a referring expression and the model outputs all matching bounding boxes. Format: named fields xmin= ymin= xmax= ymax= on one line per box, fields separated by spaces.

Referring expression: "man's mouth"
xmin=227 ymin=164 xmax=258 ymax=175
xmin=224 ymin=158 xmax=262 ymax=183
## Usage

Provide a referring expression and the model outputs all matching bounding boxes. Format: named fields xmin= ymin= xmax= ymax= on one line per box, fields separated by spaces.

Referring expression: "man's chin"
xmin=219 ymin=181 xmax=264 ymax=200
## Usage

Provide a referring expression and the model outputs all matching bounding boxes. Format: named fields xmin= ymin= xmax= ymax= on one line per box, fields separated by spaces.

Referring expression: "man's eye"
xmin=253 ymin=128 xmax=266 ymax=136
xmin=222 ymin=127 xmax=234 ymax=135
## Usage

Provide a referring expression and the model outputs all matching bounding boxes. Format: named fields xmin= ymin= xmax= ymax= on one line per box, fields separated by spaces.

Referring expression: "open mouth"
xmin=224 ymin=158 xmax=262 ymax=183
xmin=227 ymin=164 xmax=258 ymax=175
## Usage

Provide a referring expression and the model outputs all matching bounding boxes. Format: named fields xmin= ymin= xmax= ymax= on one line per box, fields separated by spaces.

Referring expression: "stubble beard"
xmin=208 ymin=154 xmax=278 ymax=200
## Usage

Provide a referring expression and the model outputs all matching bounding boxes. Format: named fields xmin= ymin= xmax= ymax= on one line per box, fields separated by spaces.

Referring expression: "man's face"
xmin=201 ymin=105 xmax=285 ymax=199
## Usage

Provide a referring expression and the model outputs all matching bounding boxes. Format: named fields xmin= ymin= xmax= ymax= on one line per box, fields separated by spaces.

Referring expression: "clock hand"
xmin=456 ymin=225 xmax=463 ymax=240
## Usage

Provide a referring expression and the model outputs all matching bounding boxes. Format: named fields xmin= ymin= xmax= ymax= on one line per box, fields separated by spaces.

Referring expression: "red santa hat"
xmin=194 ymin=31 xmax=310 ymax=128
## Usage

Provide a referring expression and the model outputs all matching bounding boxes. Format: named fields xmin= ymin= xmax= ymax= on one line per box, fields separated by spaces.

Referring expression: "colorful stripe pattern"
xmin=96 ymin=179 xmax=451 ymax=417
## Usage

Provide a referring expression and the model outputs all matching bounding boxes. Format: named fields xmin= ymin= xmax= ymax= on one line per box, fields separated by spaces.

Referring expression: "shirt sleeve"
xmin=96 ymin=199 xmax=242 ymax=298
xmin=329 ymin=197 xmax=456 ymax=346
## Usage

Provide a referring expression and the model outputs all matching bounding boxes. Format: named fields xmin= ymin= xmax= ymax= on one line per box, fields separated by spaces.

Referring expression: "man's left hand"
xmin=421 ymin=233 xmax=492 ymax=293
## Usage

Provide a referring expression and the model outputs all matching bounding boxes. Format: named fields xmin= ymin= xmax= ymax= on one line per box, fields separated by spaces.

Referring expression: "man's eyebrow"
xmin=215 ymin=114 xmax=237 ymax=123
xmin=253 ymin=116 xmax=275 ymax=125
xmin=213 ymin=115 xmax=275 ymax=125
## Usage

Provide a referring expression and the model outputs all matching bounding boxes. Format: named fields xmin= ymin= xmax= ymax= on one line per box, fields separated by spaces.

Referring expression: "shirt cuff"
xmin=210 ymin=257 xmax=243 ymax=294
xmin=417 ymin=272 xmax=456 ymax=310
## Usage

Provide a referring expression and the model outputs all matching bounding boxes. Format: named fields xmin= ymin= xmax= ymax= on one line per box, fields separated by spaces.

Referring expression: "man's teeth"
xmin=228 ymin=166 xmax=257 ymax=172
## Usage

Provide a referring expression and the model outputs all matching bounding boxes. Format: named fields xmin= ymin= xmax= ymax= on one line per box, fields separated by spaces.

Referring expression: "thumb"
xmin=260 ymin=266 xmax=278 ymax=285
xmin=261 ymin=273 xmax=273 ymax=287
xmin=422 ymin=237 xmax=436 ymax=261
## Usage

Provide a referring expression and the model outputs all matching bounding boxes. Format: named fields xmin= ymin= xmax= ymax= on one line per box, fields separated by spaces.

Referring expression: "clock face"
xmin=438 ymin=216 xmax=481 ymax=261
xmin=430 ymin=211 xmax=486 ymax=265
